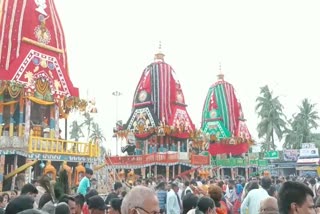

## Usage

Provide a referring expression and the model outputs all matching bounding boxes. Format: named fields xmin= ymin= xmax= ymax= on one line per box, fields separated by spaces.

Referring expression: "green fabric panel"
xmin=202 ymin=121 xmax=230 ymax=138
xmin=214 ymin=84 xmax=230 ymax=132
xmin=203 ymin=87 xmax=214 ymax=119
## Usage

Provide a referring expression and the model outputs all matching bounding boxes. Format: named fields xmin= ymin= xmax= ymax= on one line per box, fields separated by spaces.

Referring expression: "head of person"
xmin=259 ymin=196 xmax=279 ymax=214
xmin=41 ymin=201 xmax=55 ymax=214
xmin=278 ymin=181 xmax=315 ymax=214
xmin=208 ymin=184 xmax=223 ymax=207
xmin=5 ymin=195 xmax=35 ymax=214
xmin=2 ymin=192 xmax=10 ymax=204
xmin=91 ymin=178 xmax=98 ymax=186
xmin=38 ymin=193 xmax=52 ymax=209
xmin=85 ymin=189 xmax=99 ymax=204
xmin=216 ymin=180 xmax=223 ymax=189
xmin=74 ymin=194 xmax=85 ymax=214
xmin=55 ymin=202 xmax=70 ymax=214
xmin=228 ymin=180 xmax=235 ymax=190
xmin=170 ymin=182 xmax=179 ymax=193
xmin=267 ymin=185 xmax=278 ymax=198
xmin=85 ymin=168 xmax=93 ymax=179
xmin=196 ymin=197 xmax=216 ymax=214
xmin=10 ymin=190 xmax=18 ymax=199
xmin=261 ymin=176 xmax=272 ymax=190
xmin=88 ymin=195 xmax=107 ymax=214
xmin=121 ymin=185 xmax=160 ymax=214
xmin=17 ymin=208 xmax=48 ymax=214
xmin=235 ymin=183 xmax=244 ymax=195
xmin=182 ymin=193 xmax=198 ymax=214
xmin=59 ymin=195 xmax=76 ymax=214
xmin=156 ymin=182 xmax=166 ymax=190
xmin=246 ymin=181 xmax=259 ymax=195
xmin=21 ymin=183 xmax=38 ymax=198
xmin=114 ymin=182 xmax=123 ymax=194
xmin=109 ymin=198 xmax=122 ymax=214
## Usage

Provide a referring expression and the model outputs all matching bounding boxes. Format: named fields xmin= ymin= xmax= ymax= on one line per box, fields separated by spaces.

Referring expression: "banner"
xmin=208 ymin=143 xmax=249 ymax=156
xmin=283 ymin=149 xmax=300 ymax=161
xmin=299 ymin=148 xmax=318 ymax=157
xmin=264 ymin=151 xmax=279 ymax=159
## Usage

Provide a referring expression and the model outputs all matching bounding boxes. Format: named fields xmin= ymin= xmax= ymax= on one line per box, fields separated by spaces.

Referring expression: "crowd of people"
xmin=1 ymin=168 xmax=320 ymax=214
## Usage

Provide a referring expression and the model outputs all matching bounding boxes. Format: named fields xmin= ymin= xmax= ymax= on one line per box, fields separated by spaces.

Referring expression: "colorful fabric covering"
xmin=126 ymin=61 xmax=195 ymax=139
xmin=201 ymin=78 xmax=251 ymax=155
xmin=0 ymin=0 xmax=78 ymax=97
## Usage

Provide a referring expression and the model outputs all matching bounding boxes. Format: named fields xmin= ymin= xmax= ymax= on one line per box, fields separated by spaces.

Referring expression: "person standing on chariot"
xmin=77 ymin=168 xmax=93 ymax=196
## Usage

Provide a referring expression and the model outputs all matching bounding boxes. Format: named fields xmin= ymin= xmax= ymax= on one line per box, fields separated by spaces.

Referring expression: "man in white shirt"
xmin=240 ymin=176 xmax=272 ymax=214
xmin=166 ymin=182 xmax=181 ymax=214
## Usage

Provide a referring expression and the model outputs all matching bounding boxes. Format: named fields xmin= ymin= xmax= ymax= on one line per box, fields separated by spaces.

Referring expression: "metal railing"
xmin=28 ymin=136 xmax=100 ymax=157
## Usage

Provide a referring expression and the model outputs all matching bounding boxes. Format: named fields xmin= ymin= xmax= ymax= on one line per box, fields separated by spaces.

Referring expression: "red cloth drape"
xmin=208 ymin=143 xmax=249 ymax=155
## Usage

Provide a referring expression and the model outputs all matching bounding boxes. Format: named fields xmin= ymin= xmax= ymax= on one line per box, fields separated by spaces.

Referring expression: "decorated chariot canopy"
xmin=0 ymin=0 xmax=86 ymax=117
xmin=201 ymin=72 xmax=253 ymax=155
xmin=124 ymin=46 xmax=195 ymax=140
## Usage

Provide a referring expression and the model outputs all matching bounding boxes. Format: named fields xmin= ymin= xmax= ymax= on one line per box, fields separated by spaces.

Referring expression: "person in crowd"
xmin=88 ymin=195 xmax=106 ymax=214
xmin=83 ymin=189 xmax=99 ymax=214
xmin=240 ymin=176 xmax=271 ymax=214
xmin=17 ymin=208 xmax=48 ymax=214
xmin=77 ymin=168 xmax=93 ymax=196
xmin=194 ymin=196 xmax=216 ymax=214
xmin=166 ymin=182 xmax=181 ymax=214
xmin=59 ymin=195 xmax=76 ymax=214
xmin=241 ymin=177 xmax=258 ymax=202
xmin=74 ymin=194 xmax=85 ymax=214
xmin=259 ymin=196 xmax=279 ymax=214
xmin=268 ymin=185 xmax=278 ymax=198
xmin=41 ymin=200 xmax=56 ymax=214
xmin=207 ymin=185 xmax=227 ymax=214
xmin=181 ymin=181 xmax=193 ymax=199
xmin=38 ymin=193 xmax=52 ymax=209
xmin=5 ymin=195 xmax=34 ymax=214
xmin=182 ymin=193 xmax=198 ymax=214
xmin=109 ymin=198 xmax=122 ymax=214
xmin=105 ymin=182 xmax=123 ymax=205
xmin=278 ymin=181 xmax=315 ymax=214
xmin=155 ymin=181 xmax=167 ymax=214
xmin=2 ymin=193 xmax=10 ymax=208
xmin=225 ymin=180 xmax=237 ymax=204
xmin=233 ymin=183 xmax=243 ymax=214
xmin=309 ymin=178 xmax=318 ymax=199
xmin=20 ymin=183 xmax=39 ymax=199
xmin=55 ymin=202 xmax=71 ymax=214
xmin=121 ymin=185 xmax=160 ymax=214
xmin=90 ymin=178 xmax=98 ymax=190
xmin=10 ymin=190 xmax=18 ymax=200
xmin=224 ymin=180 xmax=237 ymax=212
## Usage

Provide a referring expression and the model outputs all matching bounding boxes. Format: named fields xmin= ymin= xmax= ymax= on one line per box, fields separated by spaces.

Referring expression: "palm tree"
xmin=255 ymin=85 xmax=287 ymax=151
xmin=89 ymin=122 xmax=106 ymax=144
xmin=283 ymin=124 xmax=301 ymax=149
xmin=80 ymin=112 xmax=94 ymax=141
xmin=89 ymin=122 xmax=106 ymax=160
xmin=283 ymin=99 xmax=319 ymax=149
xmin=69 ymin=120 xmax=84 ymax=141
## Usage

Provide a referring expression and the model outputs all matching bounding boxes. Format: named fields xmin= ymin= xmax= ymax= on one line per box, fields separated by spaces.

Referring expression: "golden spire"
xmin=217 ymin=59 xmax=224 ymax=81
xmin=154 ymin=41 xmax=165 ymax=62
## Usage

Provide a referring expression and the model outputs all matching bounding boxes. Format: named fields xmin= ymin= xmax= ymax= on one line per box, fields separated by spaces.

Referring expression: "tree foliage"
xmin=255 ymin=85 xmax=287 ymax=151
xmin=283 ymin=98 xmax=319 ymax=149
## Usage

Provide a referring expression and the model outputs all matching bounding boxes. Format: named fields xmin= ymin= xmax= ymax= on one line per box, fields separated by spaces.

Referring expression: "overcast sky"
xmin=55 ymin=0 xmax=320 ymax=153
